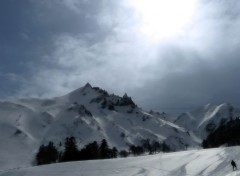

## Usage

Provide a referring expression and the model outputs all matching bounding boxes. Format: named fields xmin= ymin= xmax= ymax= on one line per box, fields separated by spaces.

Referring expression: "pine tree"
xmin=36 ymin=144 xmax=46 ymax=165
xmin=151 ymin=141 xmax=161 ymax=153
xmin=129 ymin=145 xmax=144 ymax=156
xmin=99 ymin=139 xmax=110 ymax=159
xmin=110 ymin=147 xmax=118 ymax=158
xmin=79 ymin=141 xmax=99 ymax=160
xmin=36 ymin=141 xmax=58 ymax=165
xmin=61 ymin=136 xmax=79 ymax=162
xmin=119 ymin=150 xmax=128 ymax=157
xmin=142 ymin=139 xmax=153 ymax=154
xmin=45 ymin=141 xmax=59 ymax=163
xmin=86 ymin=141 xmax=99 ymax=159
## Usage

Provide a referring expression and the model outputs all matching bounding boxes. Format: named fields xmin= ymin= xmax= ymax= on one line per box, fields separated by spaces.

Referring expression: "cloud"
xmin=14 ymin=0 xmax=161 ymax=98
xmin=18 ymin=33 xmax=158 ymax=97
xmin=4 ymin=0 xmax=240 ymax=114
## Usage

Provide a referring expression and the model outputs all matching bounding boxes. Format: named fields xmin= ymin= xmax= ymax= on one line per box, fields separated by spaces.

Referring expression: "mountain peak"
xmin=123 ymin=93 xmax=128 ymax=98
xmin=62 ymin=83 xmax=93 ymax=101
xmin=84 ymin=82 xmax=92 ymax=88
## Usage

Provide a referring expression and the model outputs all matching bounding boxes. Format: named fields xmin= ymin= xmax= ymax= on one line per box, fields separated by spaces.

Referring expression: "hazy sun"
xmin=130 ymin=0 xmax=197 ymax=41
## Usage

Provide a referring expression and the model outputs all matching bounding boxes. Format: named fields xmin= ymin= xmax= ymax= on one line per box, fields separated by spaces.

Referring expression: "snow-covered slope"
xmin=0 ymin=83 xmax=197 ymax=170
xmin=1 ymin=83 xmax=239 ymax=171
xmin=1 ymin=146 xmax=240 ymax=176
xmin=174 ymin=103 xmax=240 ymax=139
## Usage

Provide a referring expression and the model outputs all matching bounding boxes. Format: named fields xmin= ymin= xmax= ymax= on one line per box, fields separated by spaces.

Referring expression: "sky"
xmin=1 ymin=0 xmax=240 ymax=114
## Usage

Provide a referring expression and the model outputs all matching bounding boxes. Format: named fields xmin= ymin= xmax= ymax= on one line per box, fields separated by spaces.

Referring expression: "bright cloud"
xmin=1 ymin=0 xmax=240 ymax=113
xmin=129 ymin=0 xmax=198 ymax=41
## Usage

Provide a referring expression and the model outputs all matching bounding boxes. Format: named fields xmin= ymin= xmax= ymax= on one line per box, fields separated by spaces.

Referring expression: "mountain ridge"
xmin=0 ymin=83 xmax=238 ymax=170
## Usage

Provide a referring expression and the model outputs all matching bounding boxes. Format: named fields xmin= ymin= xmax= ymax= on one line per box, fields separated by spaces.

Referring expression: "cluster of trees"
xmin=129 ymin=139 xmax=171 ymax=156
xmin=36 ymin=141 xmax=59 ymax=165
xmin=202 ymin=118 xmax=240 ymax=148
xmin=36 ymin=137 xmax=118 ymax=165
xmin=36 ymin=137 xmax=171 ymax=165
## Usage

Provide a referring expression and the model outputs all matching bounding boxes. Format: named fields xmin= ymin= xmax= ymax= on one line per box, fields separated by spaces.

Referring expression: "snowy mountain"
xmin=1 ymin=146 xmax=240 ymax=176
xmin=0 ymin=83 xmax=197 ymax=170
xmin=1 ymin=83 xmax=239 ymax=171
xmin=174 ymin=103 xmax=240 ymax=139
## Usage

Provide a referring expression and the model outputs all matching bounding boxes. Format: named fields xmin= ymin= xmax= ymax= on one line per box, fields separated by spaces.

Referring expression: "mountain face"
xmin=0 ymin=83 xmax=238 ymax=170
xmin=0 ymin=83 xmax=198 ymax=170
xmin=174 ymin=103 xmax=240 ymax=139
xmin=202 ymin=118 xmax=240 ymax=148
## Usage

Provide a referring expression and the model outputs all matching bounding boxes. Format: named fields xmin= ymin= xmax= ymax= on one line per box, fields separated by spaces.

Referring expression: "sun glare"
xmin=130 ymin=0 xmax=197 ymax=41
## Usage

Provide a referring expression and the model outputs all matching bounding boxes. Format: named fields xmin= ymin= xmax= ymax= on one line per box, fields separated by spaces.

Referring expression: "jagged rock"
xmin=68 ymin=103 xmax=92 ymax=117
xmin=92 ymin=87 xmax=109 ymax=96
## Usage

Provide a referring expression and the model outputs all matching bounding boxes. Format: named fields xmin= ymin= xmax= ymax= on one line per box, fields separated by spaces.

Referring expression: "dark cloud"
xmin=0 ymin=0 xmax=240 ymax=115
xmin=0 ymin=0 xmax=112 ymax=97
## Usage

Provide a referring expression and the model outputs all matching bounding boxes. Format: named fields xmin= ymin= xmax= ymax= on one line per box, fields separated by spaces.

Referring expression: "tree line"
xmin=36 ymin=137 xmax=171 ymax=165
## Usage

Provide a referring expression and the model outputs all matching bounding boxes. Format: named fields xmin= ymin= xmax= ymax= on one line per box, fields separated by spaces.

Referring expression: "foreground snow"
xmin=1 ymin=147 xmax=240 ymax=176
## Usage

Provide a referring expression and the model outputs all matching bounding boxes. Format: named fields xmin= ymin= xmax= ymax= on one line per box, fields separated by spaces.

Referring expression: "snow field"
xmin=1 ymin=147 xmax=240 ymax=176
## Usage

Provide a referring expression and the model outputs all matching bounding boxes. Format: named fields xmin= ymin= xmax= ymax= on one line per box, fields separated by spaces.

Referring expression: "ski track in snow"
xmin=1 ymin=147 xmax=240 ymax=176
